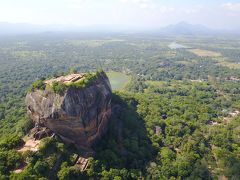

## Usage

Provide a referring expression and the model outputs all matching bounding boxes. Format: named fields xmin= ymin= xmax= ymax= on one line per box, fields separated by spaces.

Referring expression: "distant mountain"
xmin=0 ymin=21 xmax=239 ymax=35
xmin=159 ymin=21 xmax=213 ymax=35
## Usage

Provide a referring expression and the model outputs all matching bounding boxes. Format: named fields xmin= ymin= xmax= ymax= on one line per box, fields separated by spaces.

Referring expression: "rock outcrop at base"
xmin=26 ymin=71 xmax=112 ymax=156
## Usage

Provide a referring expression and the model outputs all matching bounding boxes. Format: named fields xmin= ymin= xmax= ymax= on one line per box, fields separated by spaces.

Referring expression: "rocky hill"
xmin=26 ymin=71 xmax=112 ymax=156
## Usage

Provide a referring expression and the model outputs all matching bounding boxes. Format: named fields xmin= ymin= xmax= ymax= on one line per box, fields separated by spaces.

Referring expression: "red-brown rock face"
xmin=26 ymin=72 xmax=112 ymax=156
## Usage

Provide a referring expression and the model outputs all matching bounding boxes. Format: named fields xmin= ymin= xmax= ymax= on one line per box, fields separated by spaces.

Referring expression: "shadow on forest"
xmin=93 ymin=93 xmax=154 ymax=171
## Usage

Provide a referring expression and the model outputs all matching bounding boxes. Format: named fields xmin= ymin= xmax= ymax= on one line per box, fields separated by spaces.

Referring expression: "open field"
xmin=107 ymin=71 xmax=130 ymax=90
xmin=66 ymin=39 xmax=125 ymax=47
xmin=211 ymin=57 xmax=240 ymax=69
xmin=145 ymin=79 xmax=205 ymax=88
xmin=188 ymin=49 xmax=222 ymax=57
xmin=145 ymin=80 xmax=166 ymax=87
xmin=218 ymin=61 xmax=240 ymax=69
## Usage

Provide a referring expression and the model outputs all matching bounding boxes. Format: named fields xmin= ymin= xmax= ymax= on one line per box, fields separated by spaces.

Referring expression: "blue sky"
xmin=0 ymin=0 xmax=240 ymax=29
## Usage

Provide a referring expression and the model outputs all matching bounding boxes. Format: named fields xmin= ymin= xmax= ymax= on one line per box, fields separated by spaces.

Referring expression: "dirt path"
xmin=17 ymin=138 xmax=41 ymax=152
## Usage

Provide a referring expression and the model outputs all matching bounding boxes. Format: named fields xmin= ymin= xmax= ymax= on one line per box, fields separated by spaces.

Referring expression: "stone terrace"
xmin=45 ymin=73 xmax=85 ymax=85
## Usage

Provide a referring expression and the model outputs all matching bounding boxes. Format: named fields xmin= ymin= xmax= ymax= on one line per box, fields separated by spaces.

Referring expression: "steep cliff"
xmin=26 ymin=71 xmax=112 ymax=156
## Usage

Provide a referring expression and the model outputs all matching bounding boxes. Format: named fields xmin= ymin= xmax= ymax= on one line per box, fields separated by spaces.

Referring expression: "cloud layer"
xmin=0 ymin=0 xmax=239 ymax=29
xmin=222 ymin=3 xmax=240 ymax=11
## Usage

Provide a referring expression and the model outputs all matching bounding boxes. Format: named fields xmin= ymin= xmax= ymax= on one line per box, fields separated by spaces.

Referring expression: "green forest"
xmin=0 ymin=34 xmax=240 ymax=179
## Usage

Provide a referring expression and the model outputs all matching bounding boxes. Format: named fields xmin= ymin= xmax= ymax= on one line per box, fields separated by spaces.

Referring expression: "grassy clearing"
xmin=218 ymin=60 xmax=240 ymax=69
xmin=12 ymin=50 xmax=47 ymax=58
xmin=218 ymin=61 xmax=240 ymax=69
xmin=213 ymin=57 xmax=240 ymax=69
xmin=66 ymin=39 xmax=125 ymax=47
xmin=188 ymin=49 xmax=222 ymax=57
xmin=145 ymin=81 xmax=166 ymax=87
xmin=107 ymin=71 xmax=131 ymax=90
xmin=145 ymin=80 xmax=206 ymax=89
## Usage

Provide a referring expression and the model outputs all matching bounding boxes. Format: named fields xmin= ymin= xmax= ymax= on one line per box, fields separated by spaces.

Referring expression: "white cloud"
xmin=158 ymin=6 xmax=175 ymax=13
xmin=120 ymin=0 xmax=151 ymax=3
xmin=183 ymin=6 xmax=203 ymax=14
xmin=120 ymin=0 xmax=155 ymax=9
xmin=65 ymin=0 xmax=89 ymax=9
xmin=222 ymin=3 xmax=240 ymax=11
xmin=184 ymin=9 xmax=198 ymax=14
xmin=120 ymin=0 xmax=202 ymax=14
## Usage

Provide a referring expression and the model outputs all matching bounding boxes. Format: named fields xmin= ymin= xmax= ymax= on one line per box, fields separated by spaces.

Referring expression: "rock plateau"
xmin=26 ymin=71 xmax=112 ymax=156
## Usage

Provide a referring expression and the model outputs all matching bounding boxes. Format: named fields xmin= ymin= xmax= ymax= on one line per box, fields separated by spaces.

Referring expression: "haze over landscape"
xmin=0 ymin=0 xmax=240 ymax=33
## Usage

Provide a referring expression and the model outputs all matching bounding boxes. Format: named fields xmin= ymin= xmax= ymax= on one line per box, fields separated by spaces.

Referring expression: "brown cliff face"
xmin=26 ymin=72 xmax=112 ymax=156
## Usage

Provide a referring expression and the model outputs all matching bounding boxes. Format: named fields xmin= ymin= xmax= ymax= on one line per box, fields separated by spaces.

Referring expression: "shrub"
xmin=28 ymin=70 xmax=105 ymax=94
xmin=70 ymin=70 xmax=104 ymax=88
xmin=0 ymin=135 xmax=24 ymax=150
xmin=28 ymin=79 xmax=46 ymax=92
xmin=52 ymin=82 xmax=67 ymax=94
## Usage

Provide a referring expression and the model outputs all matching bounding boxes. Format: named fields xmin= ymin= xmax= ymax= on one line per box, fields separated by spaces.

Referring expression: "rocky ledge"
xmin=26 ymin=71 xmax=112 ymax=156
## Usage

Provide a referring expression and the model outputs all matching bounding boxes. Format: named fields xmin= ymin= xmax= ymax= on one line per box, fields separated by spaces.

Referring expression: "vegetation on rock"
xmin=28 ymin=79 xmax=46 ymax=92
xmin=68 ymin=70 xmax=103 ymax=88
xmin=29 ymin=70 xmax=105 ymax=95
xmin=52 ymin=82 xmax=67 ymax=94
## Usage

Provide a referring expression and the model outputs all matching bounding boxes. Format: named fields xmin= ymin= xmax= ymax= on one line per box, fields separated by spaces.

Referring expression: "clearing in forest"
xmin=188 ymin=49 xmax=222 ymax=57
xmin=17 ymin=138 xmax=41 ymax=152
xmin=216 ymin=58 xmax=240 ymax=69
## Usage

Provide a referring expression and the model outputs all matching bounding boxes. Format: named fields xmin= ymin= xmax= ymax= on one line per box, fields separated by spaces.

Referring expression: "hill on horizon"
xmin=0 ymin=21 xmax=238 ymax=35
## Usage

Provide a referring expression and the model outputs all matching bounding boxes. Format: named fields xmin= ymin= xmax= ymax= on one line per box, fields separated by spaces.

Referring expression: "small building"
xmin=75 ymin=157 xmax=89 ymax=171
xmin=155 ymin=126 xmax=162 ymax=135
